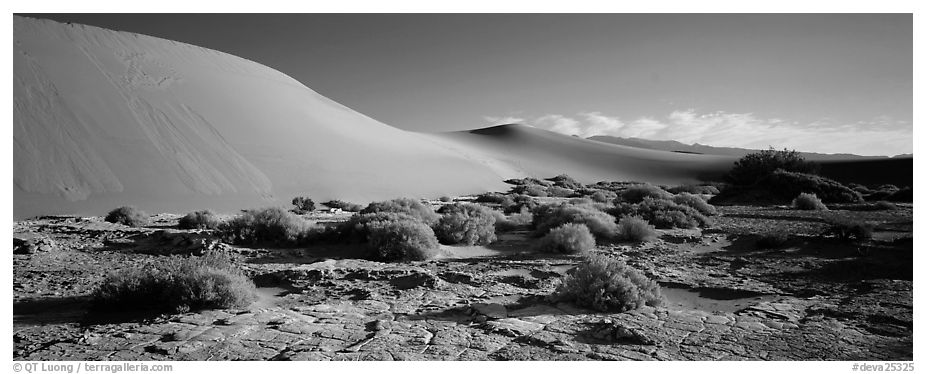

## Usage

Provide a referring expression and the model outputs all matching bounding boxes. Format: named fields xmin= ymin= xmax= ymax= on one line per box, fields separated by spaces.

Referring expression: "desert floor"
xmin=13 ymin=203 xmax=912 ymax=361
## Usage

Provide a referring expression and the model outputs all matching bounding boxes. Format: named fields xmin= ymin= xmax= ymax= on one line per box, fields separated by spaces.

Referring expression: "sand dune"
xmin=14 ymin=16 xmax=734 ymax=219
xmin=431 ymin=125 xmax=735 ymax=185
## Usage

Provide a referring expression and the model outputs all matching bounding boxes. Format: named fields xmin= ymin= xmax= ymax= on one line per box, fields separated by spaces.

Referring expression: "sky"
xmin=21 ymin=13 xmax=913 ymax=156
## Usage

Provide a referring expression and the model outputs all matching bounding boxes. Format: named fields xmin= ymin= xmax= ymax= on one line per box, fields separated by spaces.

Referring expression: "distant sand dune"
xmin=14 ymin=16 xmax=735 ymax=219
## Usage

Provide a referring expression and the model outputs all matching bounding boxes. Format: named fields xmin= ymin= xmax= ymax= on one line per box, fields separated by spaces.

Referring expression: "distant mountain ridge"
xmin=587 ymin=135 xmax=910 ymax=161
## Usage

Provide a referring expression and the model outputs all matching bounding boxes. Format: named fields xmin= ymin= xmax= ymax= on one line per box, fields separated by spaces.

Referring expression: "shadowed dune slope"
xmin=430 ymin=125 xmax=736 ymax=186
xmin=14 ymin=16 xmax=736 ymax=219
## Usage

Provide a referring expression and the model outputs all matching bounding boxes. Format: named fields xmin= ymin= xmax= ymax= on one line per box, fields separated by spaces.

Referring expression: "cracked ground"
xmin=13 ymin=204 xmax=913 ymax=360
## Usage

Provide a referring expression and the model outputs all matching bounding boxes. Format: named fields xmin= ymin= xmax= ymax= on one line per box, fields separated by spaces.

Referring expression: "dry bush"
xmin=220 ymin=207 xmax=317 ymax=246
xmin=791 ymin=192 xmax=828 ymax=210
xmin=619 ymin=184 xmax=673 ymax=204
xmin=612 ymin=197 xmax=711 ymax=229
xmin=616 ymin=216 xmax=658 ymax=242
xmin=546 ymin=174 xmax=583 ymax=189
xmin=369 ymin=219 xmax=440 ymax=261
xmin=178 ymin=210 xmax=220 ymax=230
xmin=105 ymin=206 xmax=149 ymax=227
xmin=291 ymin=196 xmax=315 ymax=214
xmin=725 ymin=148 xmax=819 ymax=185
xmin=360 ymin=198 xmax=440 ymax=225
xmin=756 ymin=231 xmax=789 ymax=249
xmin=433 ymin=203 xmax=497 ymax=245
xmin=672 ymin=192 xmax=718 ymax=215
xmin=667 ymin=184 xmax=720 ymax=195
xmin=549 ymin=254 xmax=663 ymax=312
xmin=589 ymin=190 xmax=618 ymax=203
xmin=534 ymin=223 xmax=596 ymax=254
xmin=91 ymin=251 xmax=256 ymax=313
xmin=824 ymin=217 xmax=874 ymax=241
xmin=532 ymin=203 xmax=617 ymax=239
xmin=322 ymin=200 xmax=364 ymax=212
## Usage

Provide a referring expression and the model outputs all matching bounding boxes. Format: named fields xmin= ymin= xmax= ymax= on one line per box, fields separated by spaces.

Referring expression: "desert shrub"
xmin=439 ymin=196 xmax=453 ymax=203
xmin=791 ymin=193 xmax=828 ymax=210
xmin=534 ymin=223 xmax=596 ymax=254
xmin=474 ymin=192 xmax=510 ymax=204
xmin=361 ymin=198 xmax=440 ymax=225
xmin=503 ymin=194 xmax=539 ymax=214
xmin=756 ymin=231 xmax=789 ymax=249
xmin=105 ymin=206 xmax=149 ymax=227
xmin=589 ymin=190 xmax=618 ymax=203
xmin=667 ymin=184 xmax=721 ymax=195
xmin=532 ymin=203 xmax=617 ymax=239
xmin=546 ymin=174 xmax=583 ymax=189
xmin=291 ymin=196 xmax=315 ymax=214
xmin=368 ymin=219 xmax=439 ymax=261
xmin=824 ymin=217 xmax=874 ymax=241
xmin=873 ymin=201 xmax=898 ymax=210
xmin=513 ymin=184 xmax=549 ymax=197
xmin=672 ymin=192 xmax=718 ymax=215
xmin=433 ymin=203 xmax=497 ymax=245
xmin=91 ymin=251 xmax=256 ymax=313
xmin=619 ymin=184 xmax=673 ymax=204
xmin=337 ymin=212 xmax=420 ymax=243
xmin=504 ymin=177 xmax=552 ymax=187
xmin=549 ymin=254 xmax=663 ymax=312
xmin=711 ymin=170 xmax=862 ymax=205
xmin=612 ymin=197 xmax=711 ymax=229
xmin=848 ymin=183 xmax=872 ymax=195
xmin=178 ymin=210 xmax=220 ymax=230
xmin=322 ymin=200 xmax=363 ymax=212
xmin=494 ymin=208 xmax=533 ymax=232
xmin=885 ymin=187 xmax=912 ymax=202
xmin=220 ymin=207 xmax=316 ymax=246
xmin=616 ymin=216 xmax=658 ymax=242
xmin=725 ymin=148 xmax=819 ymax=185
xmin=547 ymin=186 xmax=576 ymax=197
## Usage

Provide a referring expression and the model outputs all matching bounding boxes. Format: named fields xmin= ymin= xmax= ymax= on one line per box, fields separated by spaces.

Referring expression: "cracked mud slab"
xmin=13 ymin=206 xmax=913 ymax=361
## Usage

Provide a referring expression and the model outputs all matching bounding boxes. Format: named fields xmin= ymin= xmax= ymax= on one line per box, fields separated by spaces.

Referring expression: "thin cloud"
xmin=484 ymin=110 xmax=911 ymax=156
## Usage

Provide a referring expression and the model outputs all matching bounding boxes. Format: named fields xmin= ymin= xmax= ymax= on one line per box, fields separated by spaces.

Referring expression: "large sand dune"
xmin=13 ymin=16 xmax=734 ymax=219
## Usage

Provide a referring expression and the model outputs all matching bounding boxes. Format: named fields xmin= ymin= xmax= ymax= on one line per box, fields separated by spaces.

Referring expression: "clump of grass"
xmin=105 ymin=206 xmax=149 ymax=227
xmin=220 ymin=207 xmax=317 ymax=246
xmin=91 ymin=251 xmax=257 ymax=313
xmin=549 ymin=254 xmax=663 ymax=312
xmin=616 ymin=216 xmax=658 ymax=242
xmin=360 ymin=198 xmax=440 ymax=225
xmin=534 ymin=223 xmax=596 ymax=254
xmin=433 ymin=203 xmax=497 ymax=245
xmin=178 ymin=210 xmax=220 ymax=230
xmin=532 ymin=203 xmax=617 ymax=240
xmin=791 ymin=192 xmax=828 ymax=210
xmin=439 ymin=196 xmax=453 ymax=203
xmin=672 ymin=192 xmax=718 ymax=216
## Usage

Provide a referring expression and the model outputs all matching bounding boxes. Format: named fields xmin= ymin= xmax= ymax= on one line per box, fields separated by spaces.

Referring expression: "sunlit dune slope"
xmin=14 ymin=16 xmax=738 ymax=219
xmin=13 ymin=16 xmax=510 ymax=218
